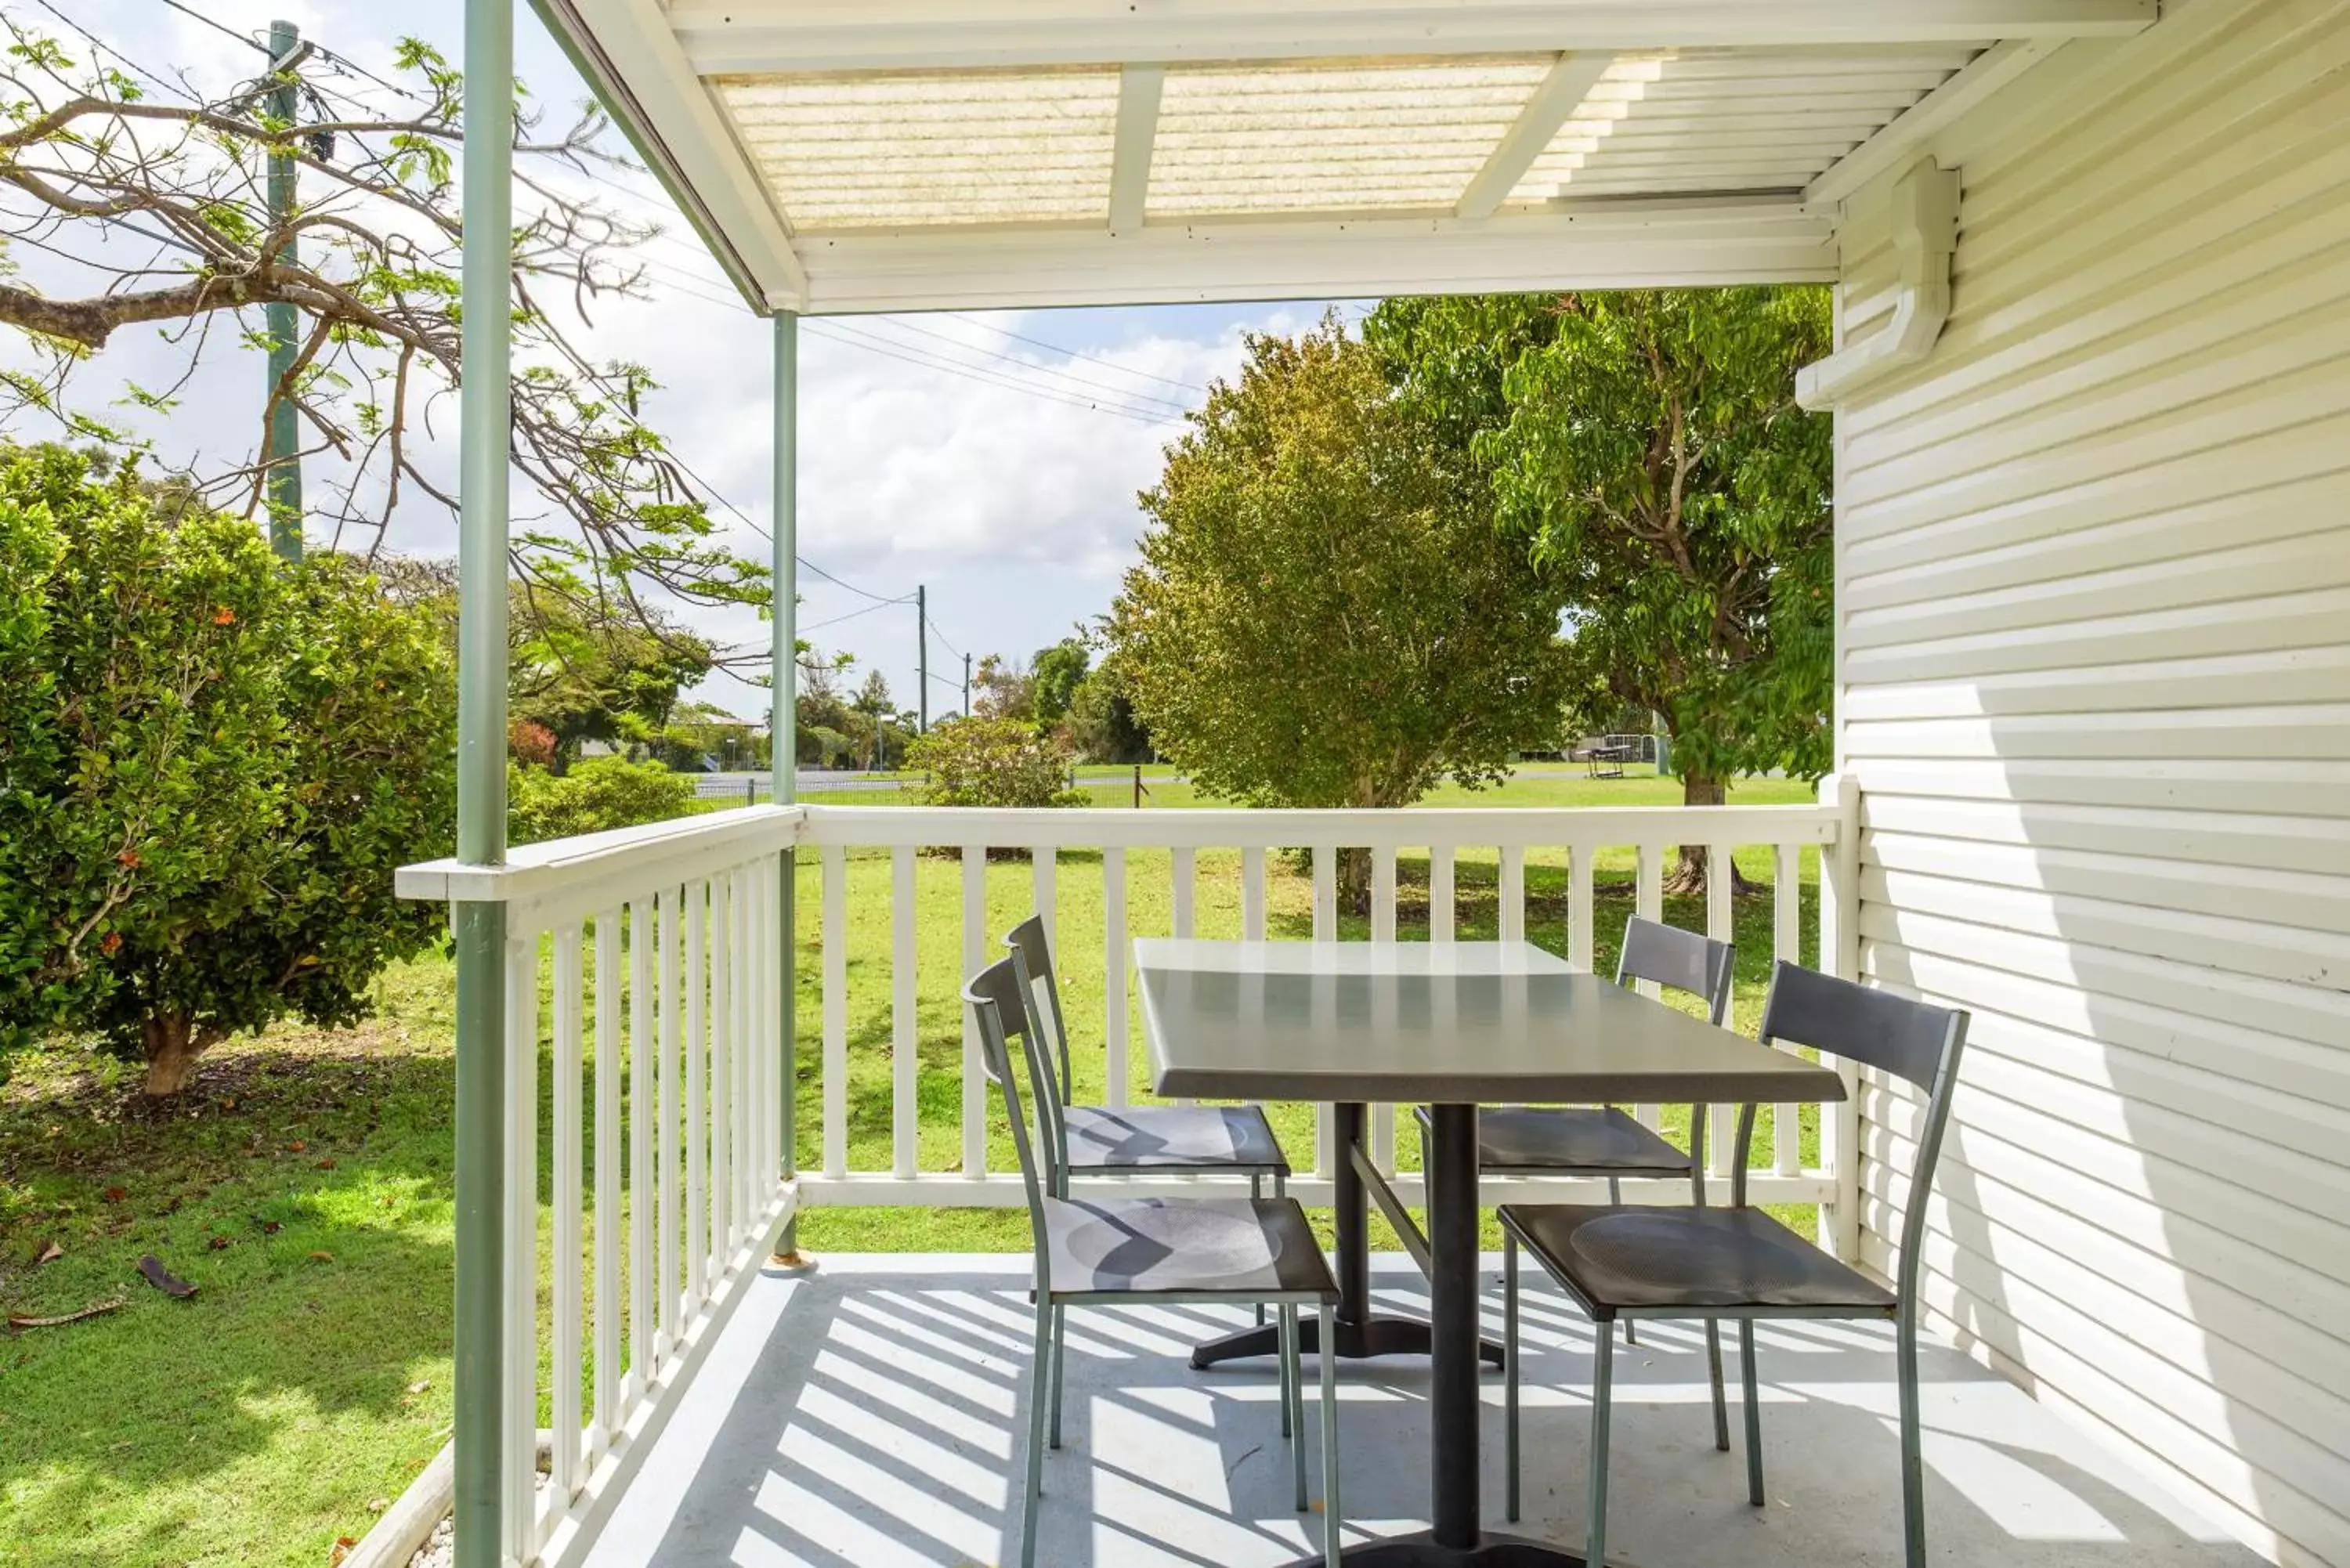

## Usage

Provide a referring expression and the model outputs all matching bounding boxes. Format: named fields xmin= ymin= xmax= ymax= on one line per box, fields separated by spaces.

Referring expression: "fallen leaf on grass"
xmin=314 ymin=1158 xmax=337 ymax=1170
xmin=367 ymin=1497 xmax=390 ymax=1512
xmin=289 ymin=1140 xmax=306 ymax=1154
xmin=327 ymin=1535 xmax=356 ymax=1566
xmin=207 ymin=1236 xmax=233 ymax=1251
xmin=260 ymin=1219 xmax=283 ymax=1235
xmin=407 ymin=1379 xmax=430 ymax=1394
xmin=8 ymin=1296 xmax=125 ymax=1331
xmin=102 ymin=1186 xmax=126 ymax=1202
xmin=34 ymin=1240 xmax=63 ymax=1266
xmin=136 ymin=1255 xmax=197 ymax=1299
xmin=307 ymin=1250 xmax=334 ymax=1263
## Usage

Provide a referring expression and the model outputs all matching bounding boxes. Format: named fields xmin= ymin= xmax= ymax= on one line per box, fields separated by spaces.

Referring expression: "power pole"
xmin=263 ymin=20 xmax=305 ymax=561
xmin=963 ymin=652 xmax=972 ymax=720
xmin=916 ymin=583 xmax=928 ymax=733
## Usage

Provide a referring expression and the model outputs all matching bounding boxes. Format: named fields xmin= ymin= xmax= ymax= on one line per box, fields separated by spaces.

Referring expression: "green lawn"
xmin=0 ymin=768 xmax=1817 ymax=1566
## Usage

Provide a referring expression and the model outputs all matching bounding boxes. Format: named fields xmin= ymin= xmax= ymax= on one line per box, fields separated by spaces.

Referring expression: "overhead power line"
xmin=155 ymin=0 xmax=273 ymax=55
xmin=945 ymin=313 xmax=1209 ymax=394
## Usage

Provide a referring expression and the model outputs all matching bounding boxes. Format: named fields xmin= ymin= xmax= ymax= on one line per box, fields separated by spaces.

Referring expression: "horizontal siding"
xmin=1832 ymin=2 xmax=2350 ymax=1565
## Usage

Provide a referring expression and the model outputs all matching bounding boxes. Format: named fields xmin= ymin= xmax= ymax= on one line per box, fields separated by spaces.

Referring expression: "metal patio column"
xmin=452 ymin=0 xmax=514 ymax=1562
xmin=771 ymin=311 xmax=801 ymax=1261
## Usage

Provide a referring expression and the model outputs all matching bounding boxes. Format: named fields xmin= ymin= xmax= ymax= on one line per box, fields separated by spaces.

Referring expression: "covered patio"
xmin=398 ymin=1 xmax=2350 ymax=1566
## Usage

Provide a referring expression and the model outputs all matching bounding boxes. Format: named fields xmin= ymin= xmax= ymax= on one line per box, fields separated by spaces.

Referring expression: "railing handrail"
xmin=396 ymin=804 xmax=801 ymax=921
xmin=794 ymin=801 xmax=1838 ymax=851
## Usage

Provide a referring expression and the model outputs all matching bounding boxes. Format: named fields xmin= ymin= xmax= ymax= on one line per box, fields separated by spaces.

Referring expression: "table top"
xmin=1135 ymin=939 xmax=1847 ymax=1105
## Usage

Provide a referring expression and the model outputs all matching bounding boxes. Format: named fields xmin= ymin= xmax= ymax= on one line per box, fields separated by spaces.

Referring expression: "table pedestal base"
xmin=1283 ymin=1529 xmax=1589 ymax=1565
xmin=1188 ymin=1313 xmax=1505 ymax=1370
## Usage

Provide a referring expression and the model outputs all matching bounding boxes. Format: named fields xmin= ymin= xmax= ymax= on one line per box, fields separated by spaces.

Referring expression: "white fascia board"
xmin=1457 ymin=52 xmax=1615 ymax=220
xmin=792 ymin=197 xmax=1836 ymax=313
xmin=1806 ymin=37 xmax=2064 ymax=208
xmin=549 ymin=0 xmax=810 ymax=312
xmin=671 ymin=0 xmax=2157 ymax=74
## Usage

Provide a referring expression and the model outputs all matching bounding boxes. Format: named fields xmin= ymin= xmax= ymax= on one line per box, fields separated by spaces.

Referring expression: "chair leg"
xmin=1282 ymin=1304 xmax=1306 ymax=1510
xmin=1504 ymin=1233 xmax=1521 ymax=1523
xmin=1048 ymin=1303 xmax=1067 ymax=1450
xmin=1740 ymin=1319 xmax=1764 ymax=1506
xmin=1706 ymin=1318 xmax=1729 ymax=1451
xmin=1899 ymin=1313 xmax=1926 ymax=1568
xmin=1320 ymin=1300 xmax=1342 ymax=1568
xmin=1254 ymin=1174 xmax=1267 ymax=1327
xmin=1588 ymin=1314 xmax=1614 ymax=1568
xmin=1607 ymin=1177 xmax=1635 ymax=1347
xmin=1022 ymin=1298 xmax=1052 ymax=1568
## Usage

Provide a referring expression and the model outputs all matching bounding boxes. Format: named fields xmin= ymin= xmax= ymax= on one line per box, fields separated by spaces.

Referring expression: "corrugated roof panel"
xmin=716 ymin=68 xmax=1120 ymax=229
xmin=1509 ymin=48 xmax=1981 ymax=204
xmin=1148 ymin=56 xmax=1553 ymax=215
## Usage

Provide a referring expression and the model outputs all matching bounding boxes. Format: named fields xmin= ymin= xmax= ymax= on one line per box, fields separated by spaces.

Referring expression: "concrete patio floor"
xmin=582 ymin=1254 xmax=2261 ymax=1568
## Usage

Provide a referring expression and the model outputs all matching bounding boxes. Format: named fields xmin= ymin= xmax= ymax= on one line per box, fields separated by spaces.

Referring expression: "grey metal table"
xmin=1136 ymin=938 xmax=1848 ymax=1566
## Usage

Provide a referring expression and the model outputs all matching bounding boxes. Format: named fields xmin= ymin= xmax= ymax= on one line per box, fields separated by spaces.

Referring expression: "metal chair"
xmin=1496 ymin=961 xmax=1969 ymax=1568
xmin=964 ymin=956 xmax=1343 ymax=1568
xmin=1419 ymin=912 xmax=1735 ymax=1505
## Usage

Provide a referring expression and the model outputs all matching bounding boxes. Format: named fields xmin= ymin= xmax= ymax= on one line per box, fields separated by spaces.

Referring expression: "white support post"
xmin=1241 ymin=847 xmax=1267 ymax=939
xmin=1818 ymin=774 xmax=1864 ymax=1259
xmin=1428 ymin=845 xmax=1455 ymax=944
xmin=627 ymin=898 xmax=652 ymax=1400
xmin=551 ymin=924 xmax=584 ymax=1501
xmin=591 ymin=909 xmax=622 ymax=1460
xmin=1499 ymin=844 xmax=1526 ymax=943
xmin=963 ymin=846 xmax=989 ymax=1176
xmin=1773 ymin=840 xmax=1802 ymax=1179
xmin=1705 ymin=843 xmax=1735 ymax=1180
xmin=1105 ymin=847 xmax=1130 ymax=1107
xmin=891 ymin=846 xmax=919 ymax=1179
xmin=822 ymin=846 xmax=848 ymax=1179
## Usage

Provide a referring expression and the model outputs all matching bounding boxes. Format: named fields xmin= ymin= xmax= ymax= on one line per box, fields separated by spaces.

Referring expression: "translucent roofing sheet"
xmin=1508 ymin=49 xmax=1975 ymax=204
xmin=716 ymin=67 xmax=1119 ymax=229
xmin=1148 ymin=56 xmax=1552 ymax=215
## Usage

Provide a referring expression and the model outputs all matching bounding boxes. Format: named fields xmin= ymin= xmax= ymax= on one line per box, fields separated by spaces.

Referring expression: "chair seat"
xmin=1063 ymin=1103 xmax=1289 ymax=1176
xmin=1499 ymin=1203 xmax=1898 ymax=1316
xmin=1412 ymin=1104 xmax=1692 ymax=1174
xmin=1043 ymin=1196 xmax=1336 ymax=1301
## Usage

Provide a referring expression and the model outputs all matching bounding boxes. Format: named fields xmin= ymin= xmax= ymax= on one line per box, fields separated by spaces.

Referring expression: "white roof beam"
xmin=670 ymin=1 xmax=2157 ymax=74
xmin=1108 ymin=64 xmax=1166 ymax=235
xmin=1806 ymin=37 xmax=2065 ymax=206
xmin=1456 ymin=52 xmax=1614 ymax=219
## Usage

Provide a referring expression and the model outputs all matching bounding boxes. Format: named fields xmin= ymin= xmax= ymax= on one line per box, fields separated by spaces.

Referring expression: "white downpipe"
xmin=1795 ymin=159 xmax=1960 ymax=411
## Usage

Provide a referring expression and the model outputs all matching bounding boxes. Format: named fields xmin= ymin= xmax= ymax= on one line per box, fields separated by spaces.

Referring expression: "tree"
xmin=1368 ymin=289 xmax=1835 ymax=892
xmin=906 ymin=717 xmax=1086 ymax=811
xmin=0 ymin=446 xmax=455 ymax=1093
xmin=1111 ymin=316 xmax=1575 ymax=900
xmin=971 ymin=652 xmax=1035 ymax=722
xmin=1066 ymin=661 xmax=1153 ymax=764
xmin=508 ymin=592 xmax=714 ymax=769
xmin=511 ymin=755 xmax=695 ymax=844
xmin=0 ymin=20 xmax=766 ymax=651
xmin=1030 ymin=635 xmax=1090 ymax=729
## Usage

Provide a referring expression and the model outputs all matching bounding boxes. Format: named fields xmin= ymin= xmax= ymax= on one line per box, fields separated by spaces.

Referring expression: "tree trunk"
xmin=141 ymin=1012 xmax=217 ymax=1097
xmin=1662 ymin=775 xmax=1758 ymax=898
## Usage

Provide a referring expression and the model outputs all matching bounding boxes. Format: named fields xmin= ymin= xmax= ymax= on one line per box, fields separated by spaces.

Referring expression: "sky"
xmin=9 ymin=0 xmax=1363 ymax=721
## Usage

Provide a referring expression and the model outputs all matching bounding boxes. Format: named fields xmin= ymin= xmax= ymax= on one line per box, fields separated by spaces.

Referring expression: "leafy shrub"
xmin=509 ymin=717 xmax=558 ymax=768
xmin=0 ymin=446 xmax=457 ymax=1093
xmin=906 ymin=717 xmax=1086 ymax=809
xmin=509 ymin=755 xmax=697 ymax=844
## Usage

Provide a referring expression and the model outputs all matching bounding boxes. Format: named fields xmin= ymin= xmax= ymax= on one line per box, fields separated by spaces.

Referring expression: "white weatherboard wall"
xmin=1829 ymin=2 xmax=2350 ymax=1566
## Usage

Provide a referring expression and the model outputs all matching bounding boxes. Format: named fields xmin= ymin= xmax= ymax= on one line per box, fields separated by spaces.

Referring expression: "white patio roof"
xmin=537 ymin=1 xmax=2157 ymax=313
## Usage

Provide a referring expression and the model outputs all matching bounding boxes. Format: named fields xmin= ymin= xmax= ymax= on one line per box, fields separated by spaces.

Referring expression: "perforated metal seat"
xmin=1499 ymin=1203 xmax=1897 ymax=1314
xmin=1044 ymin=1195 xmax=1333 ymax=1298
xmin=1063 ymin=1104 xmax=1288 ymax=1174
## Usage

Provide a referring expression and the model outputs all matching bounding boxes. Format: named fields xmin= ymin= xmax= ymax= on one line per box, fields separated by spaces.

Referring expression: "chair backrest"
xmin=1755 ymin=960 xmax=1969 ymax=1310
xmin=1614 ymin=916 xmax=1735 ymax=1024
xmin=1003 ymin=913 xmax=1074 ymax=1100
xmin=964 ymin=956 xmax=1058 ymax=1270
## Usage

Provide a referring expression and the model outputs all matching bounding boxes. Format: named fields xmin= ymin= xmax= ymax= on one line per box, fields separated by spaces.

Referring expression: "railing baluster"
xmin=1370 ymin=846 xmax=1397 ymax=1174
xmin=685 ymin=880 xmax=708 ymax=1312
xmin=656 ymin=888 xmax=679 ymax=1360
xmin=1241 ymin=846 xmax=1266 ymax=939
xmin=891 ymin=845 xmax=919 ymax=1180
xmin=628 ymin=899 xmax=653 ymax=1399
xmin=551 ymin=923 xmax=584 ymax=1501
xmin=1569 ymin=845 xmax=1595 ymax=974
xmin=1773 ymin=838 xmax=1802 ymax=1179
xmin=747 ymin=862 xmax=768 ymax=1209
xmin=962 ymin=845 xmax=987 ymax=1178
xmin=1499 ymin=844 xmax=1525 ymax=943
xmin=1033 ymin=846 xmax=1056 ymax=956
xmin=1312 ymin=845 xmax=1336 ymax=1180
xmin=711 ymin=876 xmax=733 ymax=1273
xmin=593 ymin=909 xmax=621 ymax=1463
xmin=1633 ymin=844 xmax=1662 ymax=1129
xmin=822 ymin=846 xmax=848 ymax=1180
xmin=502 ymin=933 xmax=537 ymax=1565
xmin=1105 ymin=847 xmax=1130 ymax=1109
xmin=1429 ymin=844 xmax=1454 ymax=944
xmin=729 ymin=867 xmax=750 ymax=1245
xmin=1705 ymin=840 xmax=1736 ymax=1181
xmin=1171 ymin=846 xmax=1195 ymax=938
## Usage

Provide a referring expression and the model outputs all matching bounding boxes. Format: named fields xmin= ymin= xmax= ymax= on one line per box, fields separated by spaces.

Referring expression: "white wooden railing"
xmin=794 ymin=799 xmax=1860 ymax=1217
xmin=399 ymin=806 xmax=798 ymax=1568
xmin=397 ymin=788 xmax=1864 ymax=1566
